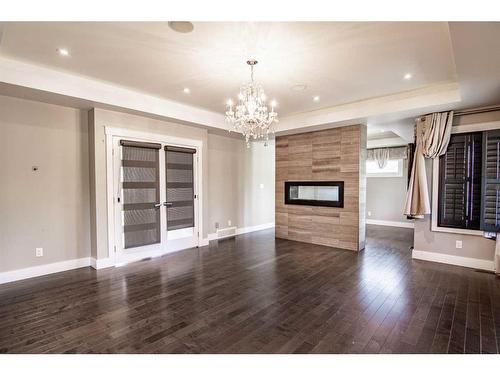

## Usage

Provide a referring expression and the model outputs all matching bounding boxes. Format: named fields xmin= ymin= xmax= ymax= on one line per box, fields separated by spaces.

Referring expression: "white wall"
xmin=0 ymin=95 xmax=90 ymax=272
xmin=366 ymin=159 xmax=408 ymax=223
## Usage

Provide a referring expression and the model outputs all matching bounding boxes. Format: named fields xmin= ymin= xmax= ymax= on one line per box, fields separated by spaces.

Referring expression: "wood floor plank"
xmin=1 ymin=225 xmax=499 ymax=354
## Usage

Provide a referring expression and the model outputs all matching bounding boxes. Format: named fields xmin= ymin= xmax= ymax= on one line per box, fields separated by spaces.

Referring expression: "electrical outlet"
xmin=455 ymin=240 xmax=463 ymax=249
xmin=35 ymin=247 xmax=43 ymax=257
xmin=228 ymin=220 xmax=232 ymax=226
xmin=368 ymin=211 xmax=372 ymax=217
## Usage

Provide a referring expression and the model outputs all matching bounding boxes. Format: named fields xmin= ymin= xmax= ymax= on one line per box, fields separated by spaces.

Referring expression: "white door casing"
xmin=105 ymin=127 xmax=203 ymax=266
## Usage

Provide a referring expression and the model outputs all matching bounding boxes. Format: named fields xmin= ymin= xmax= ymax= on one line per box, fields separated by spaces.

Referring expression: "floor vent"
xmin=217 ymin=226 xmax=237 ymax=239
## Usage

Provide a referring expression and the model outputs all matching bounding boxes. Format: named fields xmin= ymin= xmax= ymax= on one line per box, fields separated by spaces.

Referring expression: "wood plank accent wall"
xmin=275 ymin=125 xmax=367 ymax=251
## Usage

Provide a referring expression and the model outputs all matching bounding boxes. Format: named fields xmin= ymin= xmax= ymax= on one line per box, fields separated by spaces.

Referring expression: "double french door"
xmin=112 ymin=136 xmax=199 ymax=264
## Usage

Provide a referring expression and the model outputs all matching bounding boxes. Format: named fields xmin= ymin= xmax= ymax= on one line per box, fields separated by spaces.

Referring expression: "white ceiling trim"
xmin=0 ymin=56 xmax=227 ymax=130
xmin=387 ymin=123 xmax=415 ymax=143
xmin=277 ymin=81 xmax=461 ymax=133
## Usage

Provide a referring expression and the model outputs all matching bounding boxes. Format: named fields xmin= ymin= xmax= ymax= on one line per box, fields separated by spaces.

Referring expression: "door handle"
xmin=164 ymin=202 xmax=173 ymax=207
xmin=154 ymin=203 xmax=162 ymax=209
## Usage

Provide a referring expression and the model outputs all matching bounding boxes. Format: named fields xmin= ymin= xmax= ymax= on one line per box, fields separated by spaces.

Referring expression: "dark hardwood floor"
xmin=1 ymin=225 xmax=499 ymax=354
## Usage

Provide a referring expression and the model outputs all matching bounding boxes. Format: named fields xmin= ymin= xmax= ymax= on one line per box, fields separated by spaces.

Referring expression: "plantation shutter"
xmin=165 ymin=146 xmax=196 ymax=230
xmin=438 ymin=132 xmax=482 ymax=229
xmin=120 ymin=140 xmax=161 ymax=248
xmin=481 ymin=130 xmax=500 ymax=232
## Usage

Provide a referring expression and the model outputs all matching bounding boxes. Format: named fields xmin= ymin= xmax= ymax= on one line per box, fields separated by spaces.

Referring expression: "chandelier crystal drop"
xmin=225 ymin=60 xmax=278 ymax=146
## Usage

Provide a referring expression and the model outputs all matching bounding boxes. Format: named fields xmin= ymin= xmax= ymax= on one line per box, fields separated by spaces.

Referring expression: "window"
xmin=437 ymin=132 xmax=482 ymax=230
xmin=437 ymin=129 xmax=500 ymax=233
xmin=481 ymin=129 xmax=500 ymax=232
xmin=366 ymin=159 xmax=403 ymax=177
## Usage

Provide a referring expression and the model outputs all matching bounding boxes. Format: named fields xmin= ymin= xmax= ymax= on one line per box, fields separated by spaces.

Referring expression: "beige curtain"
xmin=367 ymin=146 xmax=407 ymax=169
xmin=404 ymin=111 xmax=454 ymax=217
xmin=374 ymin=148 xmax=389 ymax=168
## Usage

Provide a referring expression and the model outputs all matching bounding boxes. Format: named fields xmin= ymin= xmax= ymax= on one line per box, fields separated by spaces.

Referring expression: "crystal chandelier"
xmin=225 ymin=60 xmax=278 ymax=146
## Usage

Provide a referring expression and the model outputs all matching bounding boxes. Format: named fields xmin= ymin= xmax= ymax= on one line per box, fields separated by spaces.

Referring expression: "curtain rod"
xmin=419 ymin=104 xmax=500 ymax=120
xmin=367 ymin=145 xmax=408 ymax=150
xmin=454 ymin=104 xmax=500 ymax=117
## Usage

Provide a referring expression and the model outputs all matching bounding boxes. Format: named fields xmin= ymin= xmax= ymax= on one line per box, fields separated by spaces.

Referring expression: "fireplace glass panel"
xmin=285 ymin=181 xmax=344 ymax=208
xmin=290 ymin=186 xmax=339 ymax=201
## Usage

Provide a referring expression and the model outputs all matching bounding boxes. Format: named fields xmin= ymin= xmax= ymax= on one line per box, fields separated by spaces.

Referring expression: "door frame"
xmin=105 ymin=126 xmax=204 ymax=266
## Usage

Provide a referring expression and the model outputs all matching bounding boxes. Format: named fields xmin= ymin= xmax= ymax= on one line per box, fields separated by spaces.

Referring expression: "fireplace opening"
xmin=284 ymin=181 xmax=344 ymax=208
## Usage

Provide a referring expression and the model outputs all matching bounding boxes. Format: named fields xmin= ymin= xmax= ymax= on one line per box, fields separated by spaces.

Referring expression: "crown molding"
xmin=277 ymin=81 xmax=461 ymax=134
xmin=0 ymin=56 xmax=227 ymax=130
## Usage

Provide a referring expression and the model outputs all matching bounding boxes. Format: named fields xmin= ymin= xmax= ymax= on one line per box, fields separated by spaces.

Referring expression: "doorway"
xmin=109 ymin=130 xmax=201 ymax=265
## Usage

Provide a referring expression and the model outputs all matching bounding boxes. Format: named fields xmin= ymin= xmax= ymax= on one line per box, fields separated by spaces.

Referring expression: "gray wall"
xmin=414 ymin=158 xmax=495 ymax=261
xmin=207 ymin=134 xmax=275 ymax=233
xmin=413 ymin=111 xmax=500 ymax=261
xmin=88 ymin=108 xmax=210 ymax=260
xmin=0 ymin=95 xmax=90 ymax=271
xmin=88 ymin=108 xmax=275 ymax=260
xmin=0 ymin=97 xmax=275 ymax=271
xmin=366 ymin=159 xmax=408 ymax=222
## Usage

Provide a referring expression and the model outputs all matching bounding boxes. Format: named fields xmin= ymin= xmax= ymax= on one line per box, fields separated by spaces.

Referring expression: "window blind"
xmin=120 ymin=140 xmax=161 ymax=248
xmin=438 ymin=132 xmax=482 ymax=230
xmin=481 ymin=130 xmax=500 ymax=232
xmin=165 ymin=146 xmax=196 ymax=231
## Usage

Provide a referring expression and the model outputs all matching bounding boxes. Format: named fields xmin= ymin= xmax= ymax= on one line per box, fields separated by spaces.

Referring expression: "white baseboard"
xmin=207 ymin=222 xmax=275 ymax=242
xmin=366 ymin=219 xmax=414 ymax=229
xmin=0 ymin=224 xmax=276 ymax=284
xmin=412 ymin=249 xmax=494 ymax=272
xmin=90 ymin=257 xmax=115 ymax=270
xmin=0 ymin=257 xmax=91 ymax=285
xmin=237 ymin=222 xmax=275 ymax=235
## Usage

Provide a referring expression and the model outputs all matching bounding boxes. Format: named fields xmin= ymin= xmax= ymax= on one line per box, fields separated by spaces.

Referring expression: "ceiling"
xmin=0 ymin=21 xmax=499 ymax=148
xmin=0 ymin=22 xmax=457 ymax=117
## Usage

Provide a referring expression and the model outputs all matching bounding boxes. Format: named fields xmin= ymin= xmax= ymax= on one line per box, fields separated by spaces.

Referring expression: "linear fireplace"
xmin=284 ymin=181 xmax=344 ymax=208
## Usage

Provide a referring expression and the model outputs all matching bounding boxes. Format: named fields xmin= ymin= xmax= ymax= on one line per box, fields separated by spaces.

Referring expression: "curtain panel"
xmin=404 ymin=111 xmax=454 ymax=217
xmin=367 ymin=146 xmax=407 ymax=169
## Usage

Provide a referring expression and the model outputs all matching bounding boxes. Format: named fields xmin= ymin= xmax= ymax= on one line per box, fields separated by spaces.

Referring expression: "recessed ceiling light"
xmin=404 ymin=73 xmax=412 ymax=80
xmin=168 ymin=21 xmax=194 ymax=34
xmin=313 ymin=96 xmax=320 ymax=102
xmin=57 ymin=48 xmax=69 ymax=57
xmin=291 ymin=84 xmax=307 ymax=91
xmin=183 ymin=87 xmax=190 ymax=94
